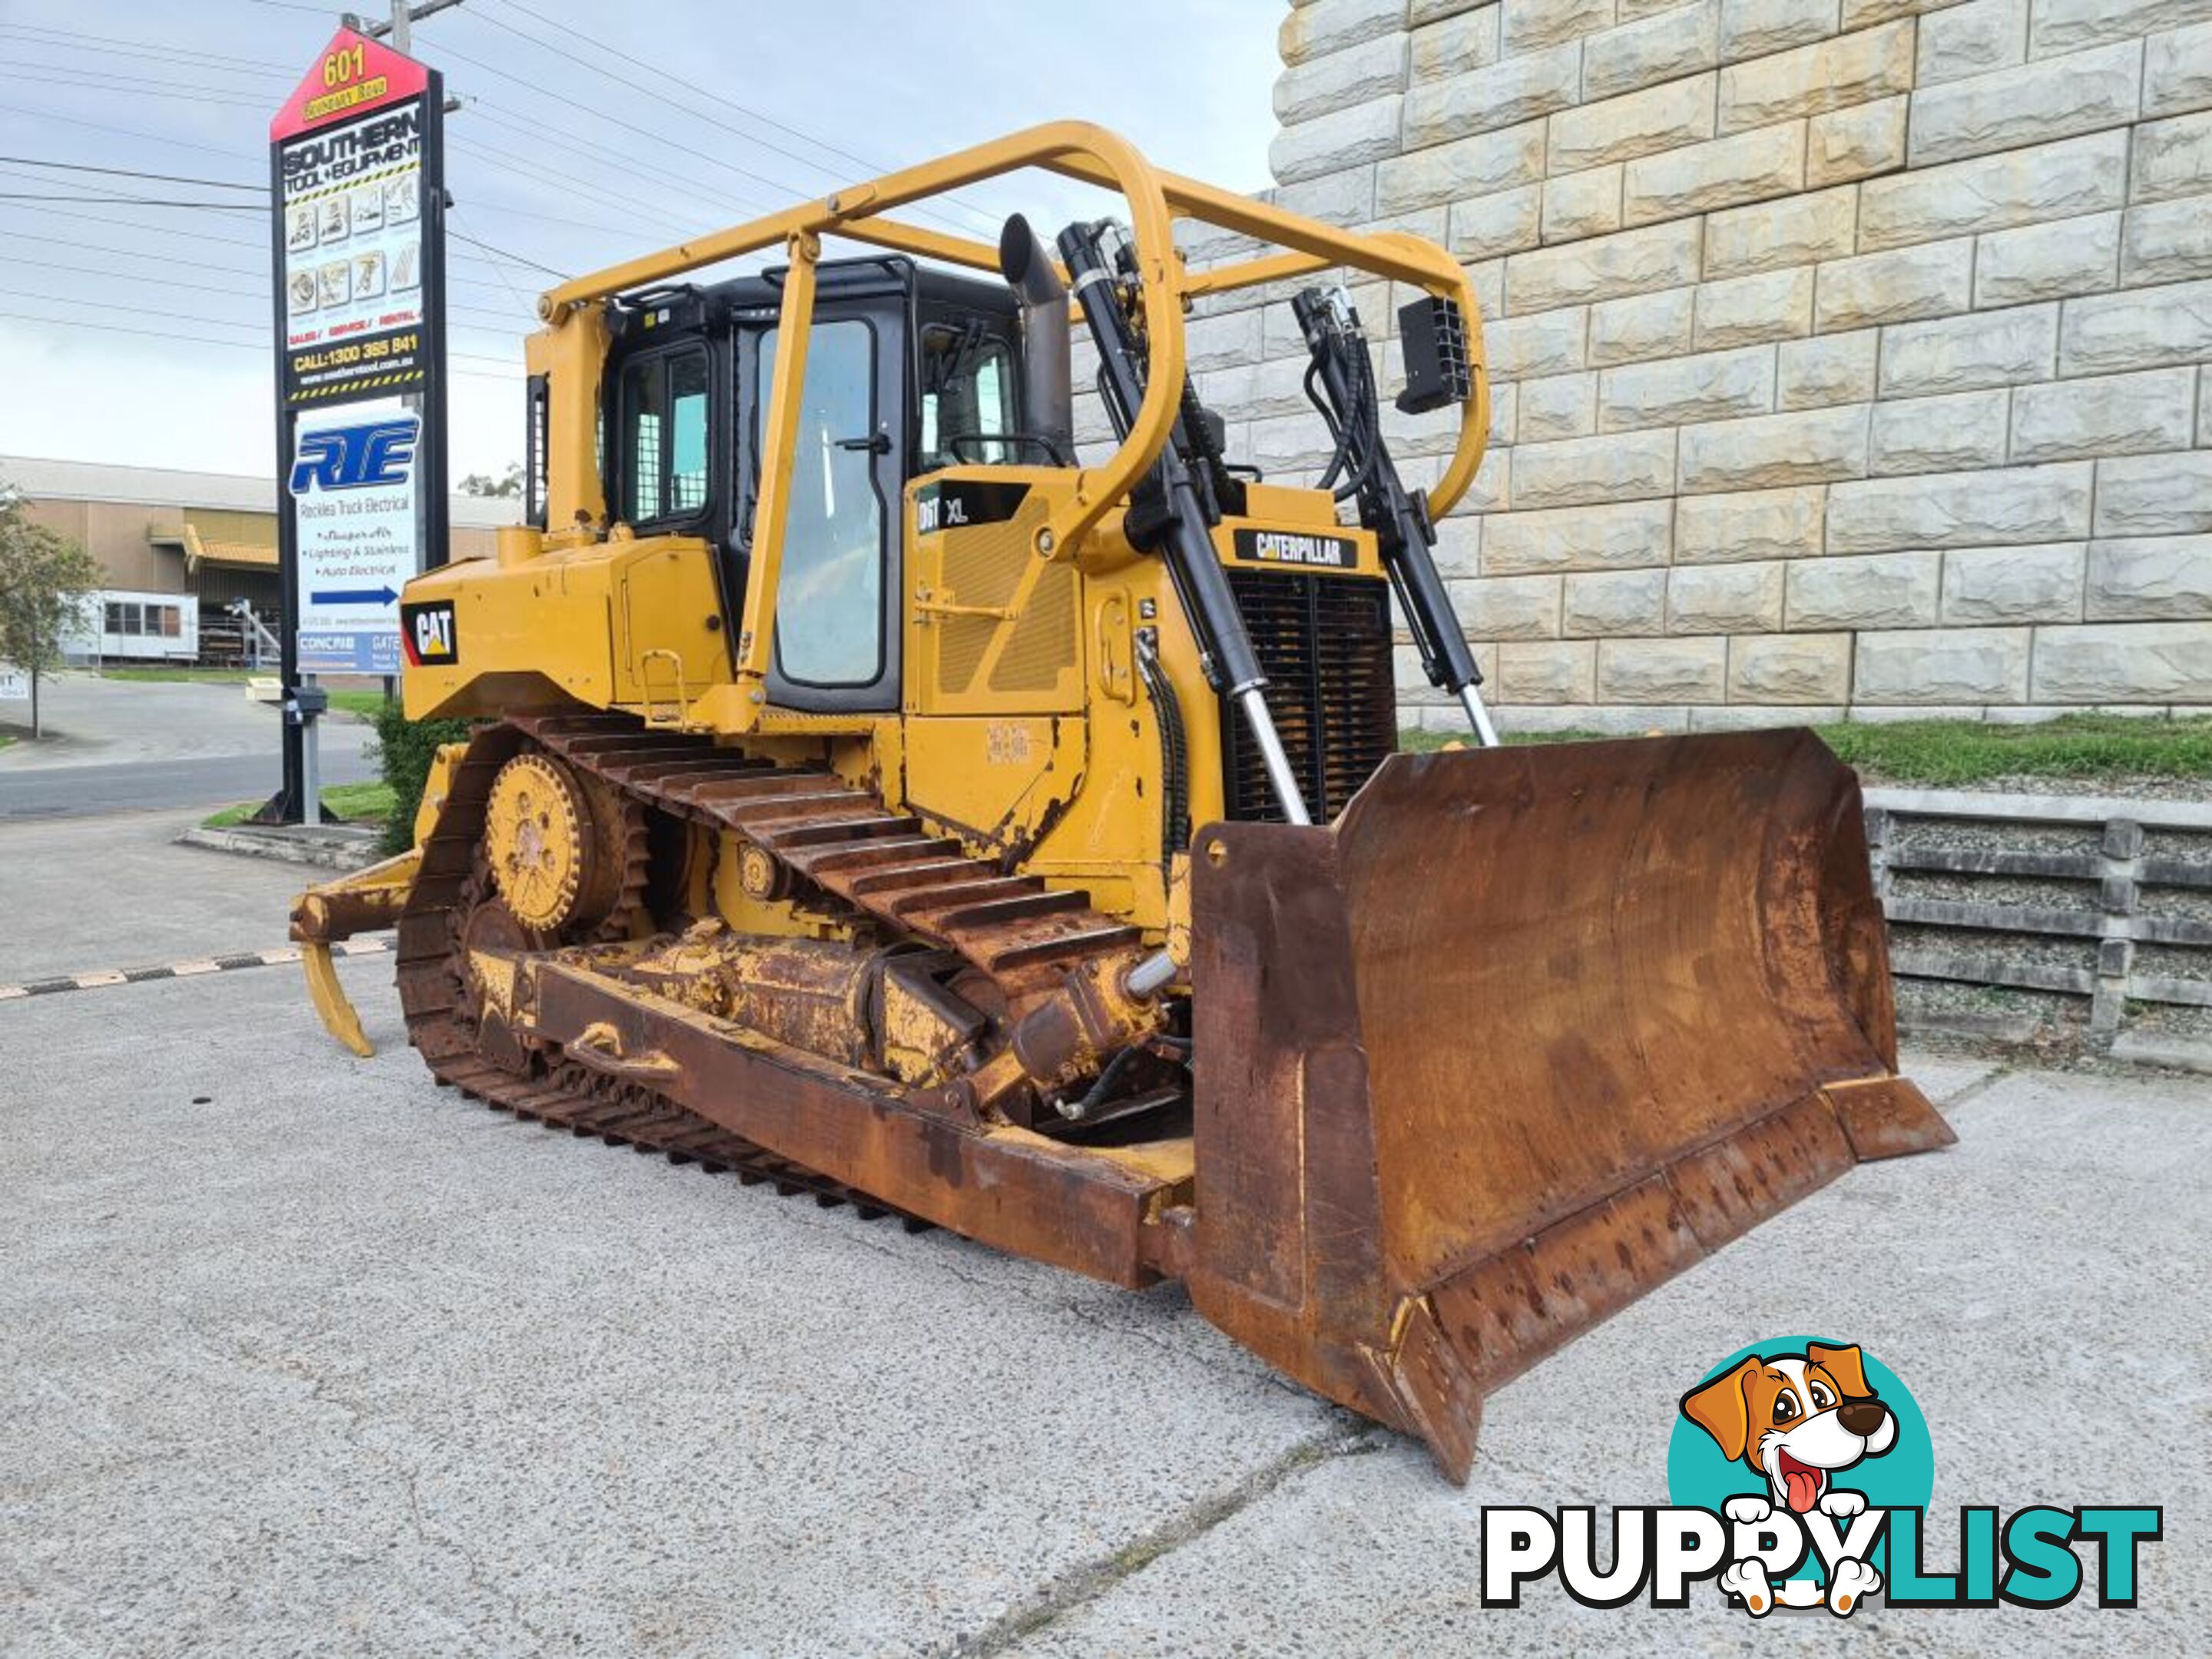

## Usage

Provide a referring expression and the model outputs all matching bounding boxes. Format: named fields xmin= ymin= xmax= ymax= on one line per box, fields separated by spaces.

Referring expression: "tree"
xmin=457 ymin=462 xmax=525 ymax=498
xmin=0 ymin=485 xmax=102 ymax=740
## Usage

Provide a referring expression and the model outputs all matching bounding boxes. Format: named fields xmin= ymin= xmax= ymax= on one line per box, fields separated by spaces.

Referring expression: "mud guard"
xmin=1183 ymin=729 xmax=1954 ymax=1482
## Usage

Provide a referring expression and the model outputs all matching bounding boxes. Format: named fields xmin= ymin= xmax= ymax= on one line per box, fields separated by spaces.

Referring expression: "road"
xmin=0 ymin=674 xmax=378 ymax=820
xmin=2 ymin=808 xmax=2201 ymax=1656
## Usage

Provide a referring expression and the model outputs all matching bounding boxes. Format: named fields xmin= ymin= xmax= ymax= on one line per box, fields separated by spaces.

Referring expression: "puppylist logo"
xmin=1479 ymin=1336 xmax=2161 ymax=1621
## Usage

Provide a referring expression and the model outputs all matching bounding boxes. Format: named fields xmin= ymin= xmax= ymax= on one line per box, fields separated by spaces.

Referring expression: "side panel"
xmin=614 ymin=540 xmax=728 ymax=710
xmin=906 ymin=472 xmax=1081 ymax=718
xmin=897 ymin=715 xmax=1078 ymax=859
xmin=399 ymin=535 xmax=724 ymax=721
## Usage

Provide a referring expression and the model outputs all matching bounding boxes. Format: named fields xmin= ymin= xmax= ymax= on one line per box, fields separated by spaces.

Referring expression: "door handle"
xmin=836 ymin=432 xmax=892 ymax=455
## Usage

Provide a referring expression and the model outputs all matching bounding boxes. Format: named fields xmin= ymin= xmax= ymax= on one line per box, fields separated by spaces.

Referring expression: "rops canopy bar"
xmin=535 ymin=121 xmax=1492 ymax=552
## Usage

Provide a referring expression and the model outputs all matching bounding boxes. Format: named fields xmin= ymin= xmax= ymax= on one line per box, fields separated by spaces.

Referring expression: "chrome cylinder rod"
xmin=1237 ymin=687 xmax=1313 ymax=826
xmin=1459 ymin=682 xmax=1501 ymax=749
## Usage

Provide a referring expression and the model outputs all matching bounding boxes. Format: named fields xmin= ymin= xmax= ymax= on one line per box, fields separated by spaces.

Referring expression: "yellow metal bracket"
xmin=727 ymin=230 xmax=821 ymax=732
xmin=290 ymin=846 xmax=420 ymax=1058
xmin=531 ymin=118 xmax=1494 ymax=578
xmin=639 ymin=647 xmax=694 ymax=729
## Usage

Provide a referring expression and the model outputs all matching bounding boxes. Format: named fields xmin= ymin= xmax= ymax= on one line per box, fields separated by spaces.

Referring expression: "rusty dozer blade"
xmin=1183 ymin=728 xmax=1952 ymax=1482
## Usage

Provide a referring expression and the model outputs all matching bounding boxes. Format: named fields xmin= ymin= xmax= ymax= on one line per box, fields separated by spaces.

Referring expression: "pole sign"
xmin=289 ymin=402 xmax=421 ymax=673
xmin=274 ymin=40 xmax=434 ymax=406
xmin=268 ymin=28 xmax=449 ymax=796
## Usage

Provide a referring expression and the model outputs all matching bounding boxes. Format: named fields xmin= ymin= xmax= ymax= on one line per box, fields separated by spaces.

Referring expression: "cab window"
xmin=919 ymin=326 xmax=1018 ymax=472
xmin=757 ymin=320 xmax=882 ymax=687
xmin=619 ymin=347 xmax=709 ymax=522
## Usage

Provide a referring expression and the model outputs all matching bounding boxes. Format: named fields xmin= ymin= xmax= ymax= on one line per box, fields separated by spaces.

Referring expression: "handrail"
xmin=531 ymin=120 xmax=1490 ymax=722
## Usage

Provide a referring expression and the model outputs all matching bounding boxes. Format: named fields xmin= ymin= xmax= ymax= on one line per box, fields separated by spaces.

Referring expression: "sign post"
xmin=263 ymin=26 xmax=447 ymax=823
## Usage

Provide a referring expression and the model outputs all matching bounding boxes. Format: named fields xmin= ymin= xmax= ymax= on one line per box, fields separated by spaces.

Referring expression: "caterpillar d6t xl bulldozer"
xmin=295 ymin=123 xmax=1952 ymax=1480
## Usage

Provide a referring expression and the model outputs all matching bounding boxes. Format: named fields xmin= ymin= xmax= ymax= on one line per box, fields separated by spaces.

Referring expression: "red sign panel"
xmin=270 ymin=26 xmax=431 ymax=142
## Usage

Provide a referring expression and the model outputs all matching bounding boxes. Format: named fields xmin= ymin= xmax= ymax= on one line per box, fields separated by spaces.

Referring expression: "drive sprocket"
xmin=483 ymin=751 xmax=621 ymax=935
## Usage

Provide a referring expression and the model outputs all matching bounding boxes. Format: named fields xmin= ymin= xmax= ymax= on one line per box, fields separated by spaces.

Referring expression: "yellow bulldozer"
xmin=294 ymin=122 xmax=1951 ymax=1480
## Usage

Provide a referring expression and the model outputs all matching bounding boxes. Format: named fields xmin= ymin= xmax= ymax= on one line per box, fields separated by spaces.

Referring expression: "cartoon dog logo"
xmin=1681 ymin=1342 xmax=1896 ymax=1614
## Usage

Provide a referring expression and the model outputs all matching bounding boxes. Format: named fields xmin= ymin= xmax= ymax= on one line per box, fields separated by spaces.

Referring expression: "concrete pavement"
xmin=1 ymin=814 xmax=2201 ymax=1655
xmin=0 ymin=809 xmax=306 ymax=982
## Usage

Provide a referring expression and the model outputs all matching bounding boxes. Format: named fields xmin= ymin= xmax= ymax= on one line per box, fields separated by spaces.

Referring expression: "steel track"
xmin=394 ymin=713 xmax=1153 ymax=1217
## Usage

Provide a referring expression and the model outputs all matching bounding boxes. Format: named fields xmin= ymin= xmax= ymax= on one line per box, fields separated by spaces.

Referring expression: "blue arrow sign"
xmin=312 ymin=585 xmax=399 ymax=606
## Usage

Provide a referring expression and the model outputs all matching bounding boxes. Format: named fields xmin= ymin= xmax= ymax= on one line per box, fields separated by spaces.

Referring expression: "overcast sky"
xmin=0 ymin=0 xmax=1280 ymax=483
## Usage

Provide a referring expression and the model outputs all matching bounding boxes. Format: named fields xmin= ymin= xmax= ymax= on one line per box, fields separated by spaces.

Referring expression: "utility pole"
xmin=343 ymin=0 xmax=467 ymax=55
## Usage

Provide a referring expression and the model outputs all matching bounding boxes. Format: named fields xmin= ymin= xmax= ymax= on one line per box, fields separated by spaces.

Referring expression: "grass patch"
xmin=0 ymin=733 xmax=15 ymax=752
xmin=1402 ymin=713 xmax=2212 ymax=786
xmin=201 ymin=780 xmax=396 ymax=832
xmin=1400 ymin=726 xmax=1604 ymax=752
xmin=99 ymin=667 xmax=391 ymax=720
xmin=101 ymin=666 xmax=253 ymax=684
xmin=1814 ymin=714 xmax=2212 ymax=785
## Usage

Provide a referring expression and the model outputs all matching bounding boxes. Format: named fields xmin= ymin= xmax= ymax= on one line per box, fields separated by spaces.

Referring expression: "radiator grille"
xmin=1221 ymin=569 xmax=1398 ymax=823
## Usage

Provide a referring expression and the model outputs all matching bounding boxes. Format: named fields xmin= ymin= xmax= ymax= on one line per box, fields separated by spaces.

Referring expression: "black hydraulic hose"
xmin=1058 ymin=220 xmax=1269 ymax=699
xmin=1293 ymin=287 xmax=1483 ymax=697
xmin=1306 ymin=358 xmax=1355 ymax=493
xmin=1134 ymin=626 xmax=1189 ymax=857
xmin=1061 ymin=1041 xmax=1144 ymax=1124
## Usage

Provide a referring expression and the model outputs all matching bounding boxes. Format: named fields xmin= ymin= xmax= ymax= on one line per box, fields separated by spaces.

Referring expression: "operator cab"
xmin=550 ymin=257 xmax=1035 ymax=715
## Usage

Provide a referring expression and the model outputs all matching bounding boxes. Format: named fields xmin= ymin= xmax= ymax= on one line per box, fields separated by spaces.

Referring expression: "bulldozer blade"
xmin=1182 ymin=728 xmax=1952 ymax=1482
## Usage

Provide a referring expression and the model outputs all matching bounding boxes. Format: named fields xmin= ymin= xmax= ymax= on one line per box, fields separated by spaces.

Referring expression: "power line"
xmin=422 ymin=36 xmax=771 ymax=222
xmin=11 ymin=253 xmax=533 ymax=325
xmin=0 ymin=194 xmax=264 ymax=209
xmin=484 ymin=0 xmax=999 ymax=233
xmin=6 ymin=227 xmax=272 ymax=279
xmin=465 ymin=6 xmax=857 ymax=199
xmin=451 ymin=7 xmax=987 ymax=239
xmin=452 ymin=201 xmax=541 ymax=325
xmin=0 ymin=286 xmax=264 ymax=335
xmin=487 ymin=0 xmax=876 ymax=180
xmin=0 ymin=199 xmax=266 ymax=249
xmin=0 ymin=157 xmax=565 ymax=286
xmin=449 ymin=132 xmax=702 ymax=240
xmin=5 ymin=62 xmax=274 ymax=109
xmin=0 ymin=103 xmax=268 ymax=164
xmin=0 ymin=163 xmax=266 ymax=217
xmin=445 ymin=188 xmax=694 ymax=243
xmin=450 ymin=227 xmax=567 ymax=281
xmin=5 ymin=226 xmax=541 ymax=302
xmin=0 ymin=22 xmax=295 ymax=77
xmin=0 ymin=155 xmax=267 ymax=193
xmin=3 ymin=80 xmax=691 ymax=274
xmin=2 ymin=203 xmax=557 ymax=295
xmin=0 ymin=286 xmax=525 ymax=362
xmin=2 ymin=38 xmax=890 ymax=280
xmin=464 ymin=100 xmax=763 ymax=231
xmin=0 ymin=310 xmax=524 ymax=379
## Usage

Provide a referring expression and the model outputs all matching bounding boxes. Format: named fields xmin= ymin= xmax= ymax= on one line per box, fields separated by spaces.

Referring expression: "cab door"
xmin=745 ymin=299 xmax=906 ymax=715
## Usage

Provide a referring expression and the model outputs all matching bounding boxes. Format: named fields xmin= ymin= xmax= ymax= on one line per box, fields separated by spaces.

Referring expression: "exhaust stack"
xmin=998 ymin=214 xmax=1074 ymax=462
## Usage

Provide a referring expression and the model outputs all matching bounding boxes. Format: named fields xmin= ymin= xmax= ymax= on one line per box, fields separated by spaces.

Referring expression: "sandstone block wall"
xmin=1116 ymin=0 xmax=2212 ymax=732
